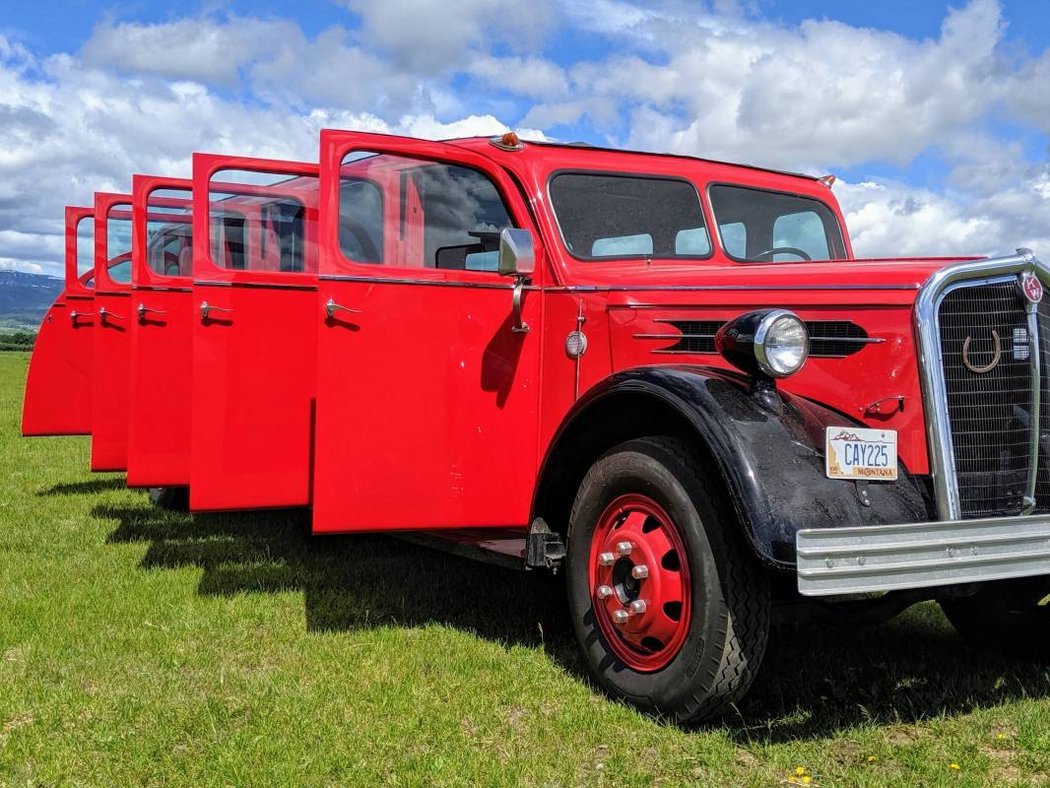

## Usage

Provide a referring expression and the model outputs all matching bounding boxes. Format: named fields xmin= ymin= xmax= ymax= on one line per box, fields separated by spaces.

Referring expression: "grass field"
xmin=1 ymin=350 xmax=1047 ymax=786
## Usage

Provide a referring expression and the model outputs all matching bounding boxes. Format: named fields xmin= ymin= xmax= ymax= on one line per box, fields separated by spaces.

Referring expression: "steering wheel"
xmin=750 ymin=246 xmax=812 ymax=262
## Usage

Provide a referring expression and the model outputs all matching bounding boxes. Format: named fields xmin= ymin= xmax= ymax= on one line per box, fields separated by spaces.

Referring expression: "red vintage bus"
xmin=23 ymin=131 xmax=1050 ymax=723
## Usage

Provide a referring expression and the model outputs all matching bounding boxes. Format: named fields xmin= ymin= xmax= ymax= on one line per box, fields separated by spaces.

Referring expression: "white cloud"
xmin=0 ymin=257 xmax=46 ymax=275
xmin=344 ymin=0 xmax=554 ymax=71
xmin=2 ymin=0 xmax=1050 ymax=279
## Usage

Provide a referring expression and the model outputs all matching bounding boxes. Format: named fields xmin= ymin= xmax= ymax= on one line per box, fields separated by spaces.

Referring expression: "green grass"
xmin=0 ymin=350 xmax=1047 ymax=786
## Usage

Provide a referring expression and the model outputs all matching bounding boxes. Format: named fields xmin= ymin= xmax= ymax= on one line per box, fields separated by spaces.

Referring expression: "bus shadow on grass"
xmin=94 ymin=502 xmax=1049 ymax=741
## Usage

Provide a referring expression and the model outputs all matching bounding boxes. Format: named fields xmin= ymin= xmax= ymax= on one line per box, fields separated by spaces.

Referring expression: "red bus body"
xmin=89 ymin=193 xmax=135 ymax=472
xmin=188 ymin=154 xmax=320 ymax=511
xmin=126 ymin=176 xmax=195 ymax=488
xmin=21 ymin=206 xmax=96 ymax=437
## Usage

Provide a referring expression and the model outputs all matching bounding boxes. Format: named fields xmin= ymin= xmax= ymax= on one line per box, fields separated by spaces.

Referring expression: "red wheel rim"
xmin=588 ymin=494 xmax=692 ymax=672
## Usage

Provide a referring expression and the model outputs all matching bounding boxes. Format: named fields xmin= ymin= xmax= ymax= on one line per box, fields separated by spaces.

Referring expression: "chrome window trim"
xmin=913 ymin=248 xmax=1046 ymax=521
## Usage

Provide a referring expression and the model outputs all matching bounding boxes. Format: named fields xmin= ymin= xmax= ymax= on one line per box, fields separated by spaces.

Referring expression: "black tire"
xmin=148 ymin=486 xmax=189 ymax=512
xmin=566 ymin=437 xmax=770 ymax=724
xmin=940 ymin=577 xmax=1050 ymax=659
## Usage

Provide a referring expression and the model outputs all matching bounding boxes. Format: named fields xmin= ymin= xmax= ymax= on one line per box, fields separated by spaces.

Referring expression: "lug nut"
xmin=629 ymin=599 xmax=647 ymax=615
xmin=615 ymin=541 xmax=633 ymax=556
xmin=612 ymin=609 xmax=630 ymax=625
xmin=631 ymin=564 xmax=649 ymax=579
xmin=598 ymin=552 xmax=615 ymax=566
xmin=596 ymin=585 xmax=614 ymax=599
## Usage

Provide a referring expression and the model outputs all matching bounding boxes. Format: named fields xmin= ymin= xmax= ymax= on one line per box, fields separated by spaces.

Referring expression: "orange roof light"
xmin=489 ymin=131 xmax=524 ymax=152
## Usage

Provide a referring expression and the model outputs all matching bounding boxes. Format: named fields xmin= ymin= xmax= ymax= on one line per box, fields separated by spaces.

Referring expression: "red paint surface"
xmin=21 ymin=206 xmax=95 ymax=436
xmin=90 ymin=193 xmax=134 ymax=471
xmin=188 ymin=154 xmax=320 ymax=511
xmin=311 ymin=132 xmax=545 ymax=532
xmin=126 ymin=175 xmax=194 ymax=488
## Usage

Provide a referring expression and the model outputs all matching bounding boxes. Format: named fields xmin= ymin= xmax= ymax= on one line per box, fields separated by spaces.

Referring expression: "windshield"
xmin=708 ymin=184 xmax=845 ymax=263
xmin=549 ymin=173 xmax=711 ymax=261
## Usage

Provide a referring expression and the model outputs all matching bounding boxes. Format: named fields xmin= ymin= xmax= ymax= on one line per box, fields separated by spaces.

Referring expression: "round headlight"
xmin=715 ymin=308 xmax=810 ymax=379
xmin=754 ymin=310 xmax=809 ymax=377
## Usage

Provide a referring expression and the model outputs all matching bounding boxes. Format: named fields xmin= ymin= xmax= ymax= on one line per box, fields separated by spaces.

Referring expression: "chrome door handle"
xmin=137 ymin=303 xmax=167 ymax=322
xmin=99 ymin=307 xmax=124 ymax=322
xmin=325 ymin=298 xmax=361 ymax=319
xmin=70 ymin=310 xmax=95 ymax=324
xmin=200 ymin=301 xmax=233 ymax=320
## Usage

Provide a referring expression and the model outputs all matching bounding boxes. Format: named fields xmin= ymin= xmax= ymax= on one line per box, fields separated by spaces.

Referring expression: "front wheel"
xmin=940 ymin=577 xmax=1050 ymax=659
xmin=566 ymin=437 xmax=770 ymax=724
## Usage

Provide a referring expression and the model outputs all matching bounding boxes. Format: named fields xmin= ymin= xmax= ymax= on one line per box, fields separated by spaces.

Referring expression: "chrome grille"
xmin=938 ymin=281 xmax=1033 ymax=518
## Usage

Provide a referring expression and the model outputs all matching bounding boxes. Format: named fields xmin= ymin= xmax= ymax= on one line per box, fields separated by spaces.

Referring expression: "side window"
xmin=146 ymin=187 xmax=193 ymax=277
xmin=106 ymin=203 xmax=133 ymax=284
xmin=718 ymin=222 xmax=747 ymax=259
xmin=773 ymin=211 xmax=829 ymax=261
xmin=75 ymin=216 xmax=94 ymax=289
xmin=339 ymin=179 xmax=383 ymax=264
xmin=338 ymin=152 xmax=513 ymax=271
xmin=207 ymin=169 xmax=318 ymax=274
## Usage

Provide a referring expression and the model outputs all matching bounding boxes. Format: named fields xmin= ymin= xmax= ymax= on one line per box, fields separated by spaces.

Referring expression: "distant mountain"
xmin=0 ymin=271 xmax=63 ymax=331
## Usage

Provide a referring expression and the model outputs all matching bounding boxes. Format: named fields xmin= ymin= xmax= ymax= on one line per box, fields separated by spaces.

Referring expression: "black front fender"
xmin=547 ymin=366 xmax=930 ymax=570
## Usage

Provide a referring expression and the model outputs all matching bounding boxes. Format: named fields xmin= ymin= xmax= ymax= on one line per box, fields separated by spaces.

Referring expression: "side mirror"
xmin=498 ymin=228 xmax=536 ymax=278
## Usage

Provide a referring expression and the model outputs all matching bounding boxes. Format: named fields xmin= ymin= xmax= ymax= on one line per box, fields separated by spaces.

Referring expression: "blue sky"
xmin=1 ymin=0 xmax=1049 ymax=275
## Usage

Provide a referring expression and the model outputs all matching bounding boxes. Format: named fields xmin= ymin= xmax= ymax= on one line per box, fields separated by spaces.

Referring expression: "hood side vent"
xmin=641 ymin=319 xmax=879 ymax=357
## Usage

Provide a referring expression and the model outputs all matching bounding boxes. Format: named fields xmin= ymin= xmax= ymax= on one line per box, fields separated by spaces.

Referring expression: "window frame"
xmin=545 ymin=169 xmax=715 ymax=263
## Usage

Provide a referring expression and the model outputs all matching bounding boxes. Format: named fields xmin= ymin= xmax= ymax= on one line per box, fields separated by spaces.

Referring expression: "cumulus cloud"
xmin=0 ymin=34 xmax=527 ymax=277
xmin=2 ymin=0 xmax=1049 ymax=278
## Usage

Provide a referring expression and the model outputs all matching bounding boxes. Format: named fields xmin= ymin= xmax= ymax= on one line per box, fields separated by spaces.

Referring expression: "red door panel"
xmin=21 ymin=207 xmax=95 ymax=436
xmin=90 ymin=193 xmax=134 ymax=472
xmin=188 ymin=154 xmax=320 ymax=511
xmin=126 ymin=177 xmax=195 ymax=488
xmin=311 ymin=132 xmax=544 ymax=533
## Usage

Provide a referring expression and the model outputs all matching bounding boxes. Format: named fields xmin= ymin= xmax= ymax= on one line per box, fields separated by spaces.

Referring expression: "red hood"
xmin=564 ymin=256 xmax=981 ymax=308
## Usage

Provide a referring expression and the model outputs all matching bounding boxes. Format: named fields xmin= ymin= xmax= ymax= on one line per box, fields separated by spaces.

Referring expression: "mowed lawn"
xmin=0 ymin=350 xmax=1047 ymax=786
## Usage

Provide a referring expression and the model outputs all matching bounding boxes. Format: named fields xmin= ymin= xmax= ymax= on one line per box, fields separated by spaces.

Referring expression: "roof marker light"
xmin=489 ymin=131 xmax=524 ymax=152
xmin=818 ymin=174 xmax=837 ymax=188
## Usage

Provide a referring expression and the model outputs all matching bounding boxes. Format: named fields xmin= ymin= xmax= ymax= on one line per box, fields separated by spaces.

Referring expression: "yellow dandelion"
xmin=866 ymin=756 xmax=877 ymax=764
xmin=795 ymin=767 xmax=807 ymax=776
xmin=949 ymin=763 xmax=961 ymax=771
xmin=996 ymin=733 xmax=1007 ymax=741
xmin=802 ymin=777 xmax=813 ymax=785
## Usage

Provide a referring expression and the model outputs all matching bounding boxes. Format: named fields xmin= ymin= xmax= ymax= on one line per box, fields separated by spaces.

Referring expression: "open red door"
xmin=189 ymin=154 xmax=320 ymax=511
xmin=126 ymin=176 xmax=194 ymax=488
xmin=21 ymin=206 xmax=95 ymax=436
xmin=311 ymin=131 xmax=544 ymax=533
xmin=90 ymin=192 xmax=134 ymax=471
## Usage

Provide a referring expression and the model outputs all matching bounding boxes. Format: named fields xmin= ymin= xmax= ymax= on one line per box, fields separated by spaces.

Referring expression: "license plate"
xmin=825 ymin=427 xmax=898 ymax=481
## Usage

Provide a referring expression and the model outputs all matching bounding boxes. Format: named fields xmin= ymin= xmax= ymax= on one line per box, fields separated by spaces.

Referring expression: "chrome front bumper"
xmin=796 ymin=514 xmax=1050 ymax=596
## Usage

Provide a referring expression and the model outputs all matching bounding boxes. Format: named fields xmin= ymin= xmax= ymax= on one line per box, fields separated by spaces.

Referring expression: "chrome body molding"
xmin=796 ymin=514 xmax=1050 ymax=596
xmin=913 ymin=250 xmax=1048 ymax=521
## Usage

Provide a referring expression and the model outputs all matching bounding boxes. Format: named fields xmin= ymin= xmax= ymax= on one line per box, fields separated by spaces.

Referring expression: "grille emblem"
xmin=1021 ymin=272 xmax=1043 ymax=304
xmin=961 ymin=330 xmax=1002 ymax=374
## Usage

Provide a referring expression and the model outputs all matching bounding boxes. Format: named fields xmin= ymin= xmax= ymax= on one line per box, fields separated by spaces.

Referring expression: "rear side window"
xmin=207 ymin=169 xmax=318 ymax=274
xmin=549 ymin=173 xmax=710 ymax=261
xmin=75 ymin=216 xmax=94 ymax=289
xmin=145 ymin=187 xmax=193 ymax=277
xmin=105 ymin=203 xmax=133 ymax=284
xmin=709 ymin=185 xmax=845 ymax=263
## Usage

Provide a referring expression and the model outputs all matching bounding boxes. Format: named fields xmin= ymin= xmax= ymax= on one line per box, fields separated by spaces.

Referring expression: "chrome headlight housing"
xmin=715 ymin=309 xmax=810 ymax=379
